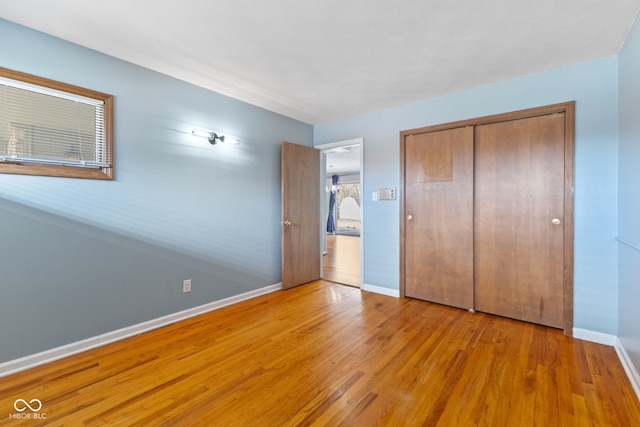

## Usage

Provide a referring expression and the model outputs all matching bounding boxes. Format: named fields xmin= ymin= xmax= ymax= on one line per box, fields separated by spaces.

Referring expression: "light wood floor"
xmin=323 ymin=234 xmax=360 ymax=287
xmin=1 ymin=281 xmax=639 ymax=426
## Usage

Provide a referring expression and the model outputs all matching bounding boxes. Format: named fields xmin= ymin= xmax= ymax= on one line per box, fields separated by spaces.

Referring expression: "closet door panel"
xmin=404 ymin=126 xmax=474 ymax=309
xmin=474 ymin=114 xmax=565 ymax=328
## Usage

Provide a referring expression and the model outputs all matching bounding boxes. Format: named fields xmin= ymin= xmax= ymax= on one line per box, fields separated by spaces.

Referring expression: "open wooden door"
xmin=281 ymin=141 xmax=321 ymax=289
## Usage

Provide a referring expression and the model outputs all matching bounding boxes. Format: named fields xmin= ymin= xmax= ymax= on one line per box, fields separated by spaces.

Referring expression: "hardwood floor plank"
xmin=0 ymin=281 xmax=638 ymax=426
xmin=323 ymin=234 xmax=360 ymax=287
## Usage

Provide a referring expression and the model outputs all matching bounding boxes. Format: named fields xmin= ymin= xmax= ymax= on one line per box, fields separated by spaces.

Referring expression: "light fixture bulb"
xmin=192 ymin=129 xmax=210 ymax=139
xmin=222 ymin=136 xmax=239 ymax=145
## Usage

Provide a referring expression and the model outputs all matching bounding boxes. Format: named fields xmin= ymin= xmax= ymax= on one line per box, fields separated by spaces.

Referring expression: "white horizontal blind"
xmin=0 ymin=77 xmax=108 ymax=168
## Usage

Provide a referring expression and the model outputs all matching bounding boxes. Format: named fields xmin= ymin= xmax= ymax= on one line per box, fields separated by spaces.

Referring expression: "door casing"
xmin=316 ymin=137 xmax=364 ymax=288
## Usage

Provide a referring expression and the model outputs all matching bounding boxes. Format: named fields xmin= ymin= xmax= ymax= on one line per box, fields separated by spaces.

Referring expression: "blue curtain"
xmin=326 ymin=175 xmax=339 ymax=233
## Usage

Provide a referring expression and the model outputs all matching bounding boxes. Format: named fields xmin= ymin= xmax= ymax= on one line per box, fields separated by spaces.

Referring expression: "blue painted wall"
xmin=618 ymin=14 xmax=640 ymax=373
xmin=315 ymin=57 xmax=620 ymax=335
xmin=1 ymin=14 xmax=634 ymax=365
xmin=0 ymin=19 xmax=313 ymax=362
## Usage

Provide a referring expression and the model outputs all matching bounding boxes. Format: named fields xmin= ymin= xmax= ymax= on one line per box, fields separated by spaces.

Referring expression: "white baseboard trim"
xmin=573 ymin=328 xmax=640 ymax=402
xmin=361 ymin=283 xmax=400 ymax=298
xmin=0 ymin=283 xmax=282 ymax=378
xmin=614 ymin=337 xmax=640 ymax=402
xmin=573 ymin=328 xmax=618 ymax=346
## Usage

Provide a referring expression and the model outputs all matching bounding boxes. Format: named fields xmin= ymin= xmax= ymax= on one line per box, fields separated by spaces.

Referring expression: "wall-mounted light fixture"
xmin=192 ymin=129 xmax=239 ymax=145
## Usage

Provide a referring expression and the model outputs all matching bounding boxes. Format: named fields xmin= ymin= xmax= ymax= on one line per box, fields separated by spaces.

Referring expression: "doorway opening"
xmin=317 ymin=138 xmax=363 ymax=288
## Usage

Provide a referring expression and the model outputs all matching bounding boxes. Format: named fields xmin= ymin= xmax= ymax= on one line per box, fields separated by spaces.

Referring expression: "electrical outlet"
xmin=183 ymin=279 xmax=192 ymax=293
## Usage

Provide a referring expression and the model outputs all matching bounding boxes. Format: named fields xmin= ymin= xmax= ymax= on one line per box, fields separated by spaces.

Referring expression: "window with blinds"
xmin=0 ymin=67 xmax=113 ymax=180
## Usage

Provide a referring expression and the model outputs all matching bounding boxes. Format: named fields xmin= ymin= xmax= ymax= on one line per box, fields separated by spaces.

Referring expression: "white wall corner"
xmin=361 ymin=283 xmax=400 ymax=298
xmin=0 ymin=283 xmax=282 ymax=378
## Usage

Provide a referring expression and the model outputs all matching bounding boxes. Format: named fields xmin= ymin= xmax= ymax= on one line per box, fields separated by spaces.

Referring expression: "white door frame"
xmin=315 ymin=137 xmax=364 ymax=288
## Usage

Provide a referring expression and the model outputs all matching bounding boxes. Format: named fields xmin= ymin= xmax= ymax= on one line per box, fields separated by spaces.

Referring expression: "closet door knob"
xmin=406 ymin=215 xmax=413 ymax=221
xmin=551 ymin=218 xmax=561 ymax=225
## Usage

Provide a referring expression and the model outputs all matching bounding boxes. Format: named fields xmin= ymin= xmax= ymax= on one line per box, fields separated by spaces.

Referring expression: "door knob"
xmin=406 ymin=215 xmax=413 ymax=221
xmin=551 ymin=218 xmax=561 ymax=225
xmin=281 ymin=220 xmax=292 ymax=227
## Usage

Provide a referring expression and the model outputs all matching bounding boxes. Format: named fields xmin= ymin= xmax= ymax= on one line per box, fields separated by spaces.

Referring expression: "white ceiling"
xmin=2 ymin=1 xmax=639 ymax=124
xmin=325 ymin=145 xmax=361 ymax=176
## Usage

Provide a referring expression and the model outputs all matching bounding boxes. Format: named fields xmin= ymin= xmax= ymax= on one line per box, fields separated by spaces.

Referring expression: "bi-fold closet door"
xmin=400 ymin=103 xmax=574 ymax=332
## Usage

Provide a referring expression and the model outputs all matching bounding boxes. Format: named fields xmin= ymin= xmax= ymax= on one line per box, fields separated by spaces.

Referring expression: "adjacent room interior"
xmin=323 ymin=143 xmax=361 ymax=288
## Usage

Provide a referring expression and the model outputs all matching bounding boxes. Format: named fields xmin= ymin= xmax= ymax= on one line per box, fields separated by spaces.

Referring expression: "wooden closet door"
xmin=404 ymin=126 xmax=474 ymax=309
xmin=474 ymin=114 xmax=566 ymax=328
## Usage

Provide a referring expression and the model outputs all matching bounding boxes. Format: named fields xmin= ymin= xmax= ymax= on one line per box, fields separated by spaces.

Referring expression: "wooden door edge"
xmin=562 ymin=102 xmax=576 ymax=336
xmin=399 ymin=135 xmax=407 ymax=298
